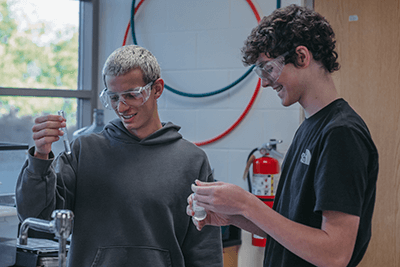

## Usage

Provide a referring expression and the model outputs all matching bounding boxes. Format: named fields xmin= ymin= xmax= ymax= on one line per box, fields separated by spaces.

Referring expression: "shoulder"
xmin=177 ymin=137 xmax=208 ymax=157
xmin=311 ymin=100 xmax=372 ymax=142
xmin=163 ymin=121 xmax=208 ymax=155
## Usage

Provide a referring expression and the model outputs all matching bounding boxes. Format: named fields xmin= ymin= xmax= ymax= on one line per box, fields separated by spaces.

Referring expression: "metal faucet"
xmin=19 ymin=210 xmax=74 ymax=267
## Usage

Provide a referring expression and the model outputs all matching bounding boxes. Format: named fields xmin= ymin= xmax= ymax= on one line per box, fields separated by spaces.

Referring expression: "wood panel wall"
xmin=314 ymin=1 xmax=400 ymax=266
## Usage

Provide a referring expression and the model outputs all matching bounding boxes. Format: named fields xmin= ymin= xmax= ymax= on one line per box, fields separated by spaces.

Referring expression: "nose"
xmin=116 ymin=99 xmax=129 ymax=113
xmin=261 ymin=78 xmax=271 ymax=88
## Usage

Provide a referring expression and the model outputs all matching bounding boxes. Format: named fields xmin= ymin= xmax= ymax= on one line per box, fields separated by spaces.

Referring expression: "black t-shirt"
xmin=264 ymin=99 xmax=379 ymax=267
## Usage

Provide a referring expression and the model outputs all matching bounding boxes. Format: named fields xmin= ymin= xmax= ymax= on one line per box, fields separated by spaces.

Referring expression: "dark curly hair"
xmin=241 ymin=4 xmax=339 ymax=73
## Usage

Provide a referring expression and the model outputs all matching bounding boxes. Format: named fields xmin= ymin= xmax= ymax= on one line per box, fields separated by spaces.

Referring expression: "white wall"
xmin=98 ymin=0 xmax=303 ymax=266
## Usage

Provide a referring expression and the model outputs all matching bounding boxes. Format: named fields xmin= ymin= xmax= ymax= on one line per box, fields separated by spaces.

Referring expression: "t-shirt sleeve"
xmin=314 ymin=126 xmax=370 ymax=216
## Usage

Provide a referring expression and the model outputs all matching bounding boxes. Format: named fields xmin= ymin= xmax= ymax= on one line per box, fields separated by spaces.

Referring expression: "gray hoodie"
xmin=16 ymin=119 xmax=223 ymax=267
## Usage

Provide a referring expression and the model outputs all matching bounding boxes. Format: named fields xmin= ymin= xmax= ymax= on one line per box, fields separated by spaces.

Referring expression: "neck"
xmin=300 ymin=67 xmax=339 ymax=118
xmin=133 ymin=122 xmax=163 ymax=139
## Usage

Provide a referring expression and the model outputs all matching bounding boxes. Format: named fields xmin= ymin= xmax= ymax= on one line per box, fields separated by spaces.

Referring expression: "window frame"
xmin=0 ymin=0 xmax=99 ymax=128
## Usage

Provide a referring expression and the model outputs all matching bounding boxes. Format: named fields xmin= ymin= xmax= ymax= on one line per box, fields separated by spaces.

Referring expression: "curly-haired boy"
xmin=188 ymin=4 xmax=378 ymax=267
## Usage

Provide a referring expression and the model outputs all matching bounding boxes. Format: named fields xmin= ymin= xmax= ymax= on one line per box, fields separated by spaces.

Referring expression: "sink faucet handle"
xmin=51 ymin=210 xmax=74 ymax=239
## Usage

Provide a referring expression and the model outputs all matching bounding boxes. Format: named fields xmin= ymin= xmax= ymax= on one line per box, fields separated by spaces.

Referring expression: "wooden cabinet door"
xmin=315 ymin=1 xmax=400 ymax=266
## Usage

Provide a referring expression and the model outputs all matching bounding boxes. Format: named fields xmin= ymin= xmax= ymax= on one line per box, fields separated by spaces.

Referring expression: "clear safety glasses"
xmin=254 ymin=52 xmax=289 ymax=85
xmin=100 ymin=82 xmax=153 ymax=110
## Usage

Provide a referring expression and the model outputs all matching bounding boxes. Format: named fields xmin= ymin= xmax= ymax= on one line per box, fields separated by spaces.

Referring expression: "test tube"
xmin=58 ymin=110 xmax=71 ymax=155
xmin=193 ymin=194 xmax=207 ymax=221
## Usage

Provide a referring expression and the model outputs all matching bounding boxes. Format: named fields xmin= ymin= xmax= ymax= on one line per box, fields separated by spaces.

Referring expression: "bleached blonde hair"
xmin=102 ymin=45 xmax=161 ymax=85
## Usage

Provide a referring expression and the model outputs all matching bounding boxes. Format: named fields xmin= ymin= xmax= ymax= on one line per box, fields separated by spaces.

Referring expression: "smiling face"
xmin=105 ymin=68 xmax=163 ymax=139
xmin=256 ymin=53 xmax=304 ymax=107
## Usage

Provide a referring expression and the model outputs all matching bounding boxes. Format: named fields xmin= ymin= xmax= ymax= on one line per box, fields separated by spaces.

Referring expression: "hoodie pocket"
xmin=90 ymin=246 xmax=172 ymax=267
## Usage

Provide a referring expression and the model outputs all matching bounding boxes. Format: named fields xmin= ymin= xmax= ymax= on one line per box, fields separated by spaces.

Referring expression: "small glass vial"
xmin=58 ymin=110 xmax=71 ymax=155
xmin=193 ymin=196 xmax=207 ymax=221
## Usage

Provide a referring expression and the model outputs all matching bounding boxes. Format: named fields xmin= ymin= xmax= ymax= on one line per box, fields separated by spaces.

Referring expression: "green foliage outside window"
xmin=0 ymin=0 xmax=79 ymax=124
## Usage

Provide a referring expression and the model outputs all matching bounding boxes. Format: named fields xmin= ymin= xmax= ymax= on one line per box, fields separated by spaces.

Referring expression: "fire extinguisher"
xmin=243 ymin=139 xmax=283 ymax=247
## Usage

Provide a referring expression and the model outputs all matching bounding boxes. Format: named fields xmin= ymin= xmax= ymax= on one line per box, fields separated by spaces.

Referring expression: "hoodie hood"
xmin=103 ymin=118 xmax=182 ymax=145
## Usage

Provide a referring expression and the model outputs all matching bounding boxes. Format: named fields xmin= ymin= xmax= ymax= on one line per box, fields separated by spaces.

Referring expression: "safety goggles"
xmin=254 ymin=52 xmax=289 ymax=85
xmin=100 ymin=82 xmax=153 ymax=110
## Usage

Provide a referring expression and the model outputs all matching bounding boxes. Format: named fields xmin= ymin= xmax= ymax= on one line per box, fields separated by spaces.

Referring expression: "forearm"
xmin=242 ymin=197 xmax=357 ymax=267
xmin=229 ymin=215 xmax=267 ymax=238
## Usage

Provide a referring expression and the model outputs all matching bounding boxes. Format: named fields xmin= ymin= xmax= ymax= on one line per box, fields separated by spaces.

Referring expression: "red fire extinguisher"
xmin=243 ymin=139 xmax=283 ymax=247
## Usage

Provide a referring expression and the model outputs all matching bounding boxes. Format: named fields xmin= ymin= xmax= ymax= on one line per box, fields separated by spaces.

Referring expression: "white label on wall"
xmin=349 ymin=15 xmax=358 ymax=22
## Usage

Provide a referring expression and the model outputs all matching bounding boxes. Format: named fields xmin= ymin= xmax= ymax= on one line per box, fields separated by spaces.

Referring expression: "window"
xmin=0 ymin=0 xmax=99 ymax=194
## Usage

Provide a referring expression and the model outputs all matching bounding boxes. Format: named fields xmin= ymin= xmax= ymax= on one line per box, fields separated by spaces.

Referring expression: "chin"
xmin=280 ymin=97 xmax=295 ymax=107
xmin=279 ymin=96 xmax=288 ymax=106
xmin=281 ymin=101 xmax=291 ymax=107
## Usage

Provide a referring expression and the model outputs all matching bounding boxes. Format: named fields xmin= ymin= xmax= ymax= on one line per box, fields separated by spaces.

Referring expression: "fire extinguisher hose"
xmin=243 ymin=154 xmax=256 ymax=181
xmin=245 ymin=147 xmax=258 ymax=193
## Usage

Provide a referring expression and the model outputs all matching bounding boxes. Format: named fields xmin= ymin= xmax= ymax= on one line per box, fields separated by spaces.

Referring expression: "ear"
xmin=295 ymin=46 xmax=311 ymax=68
xmin=152 ymin=78 xmax=164 ymax=99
